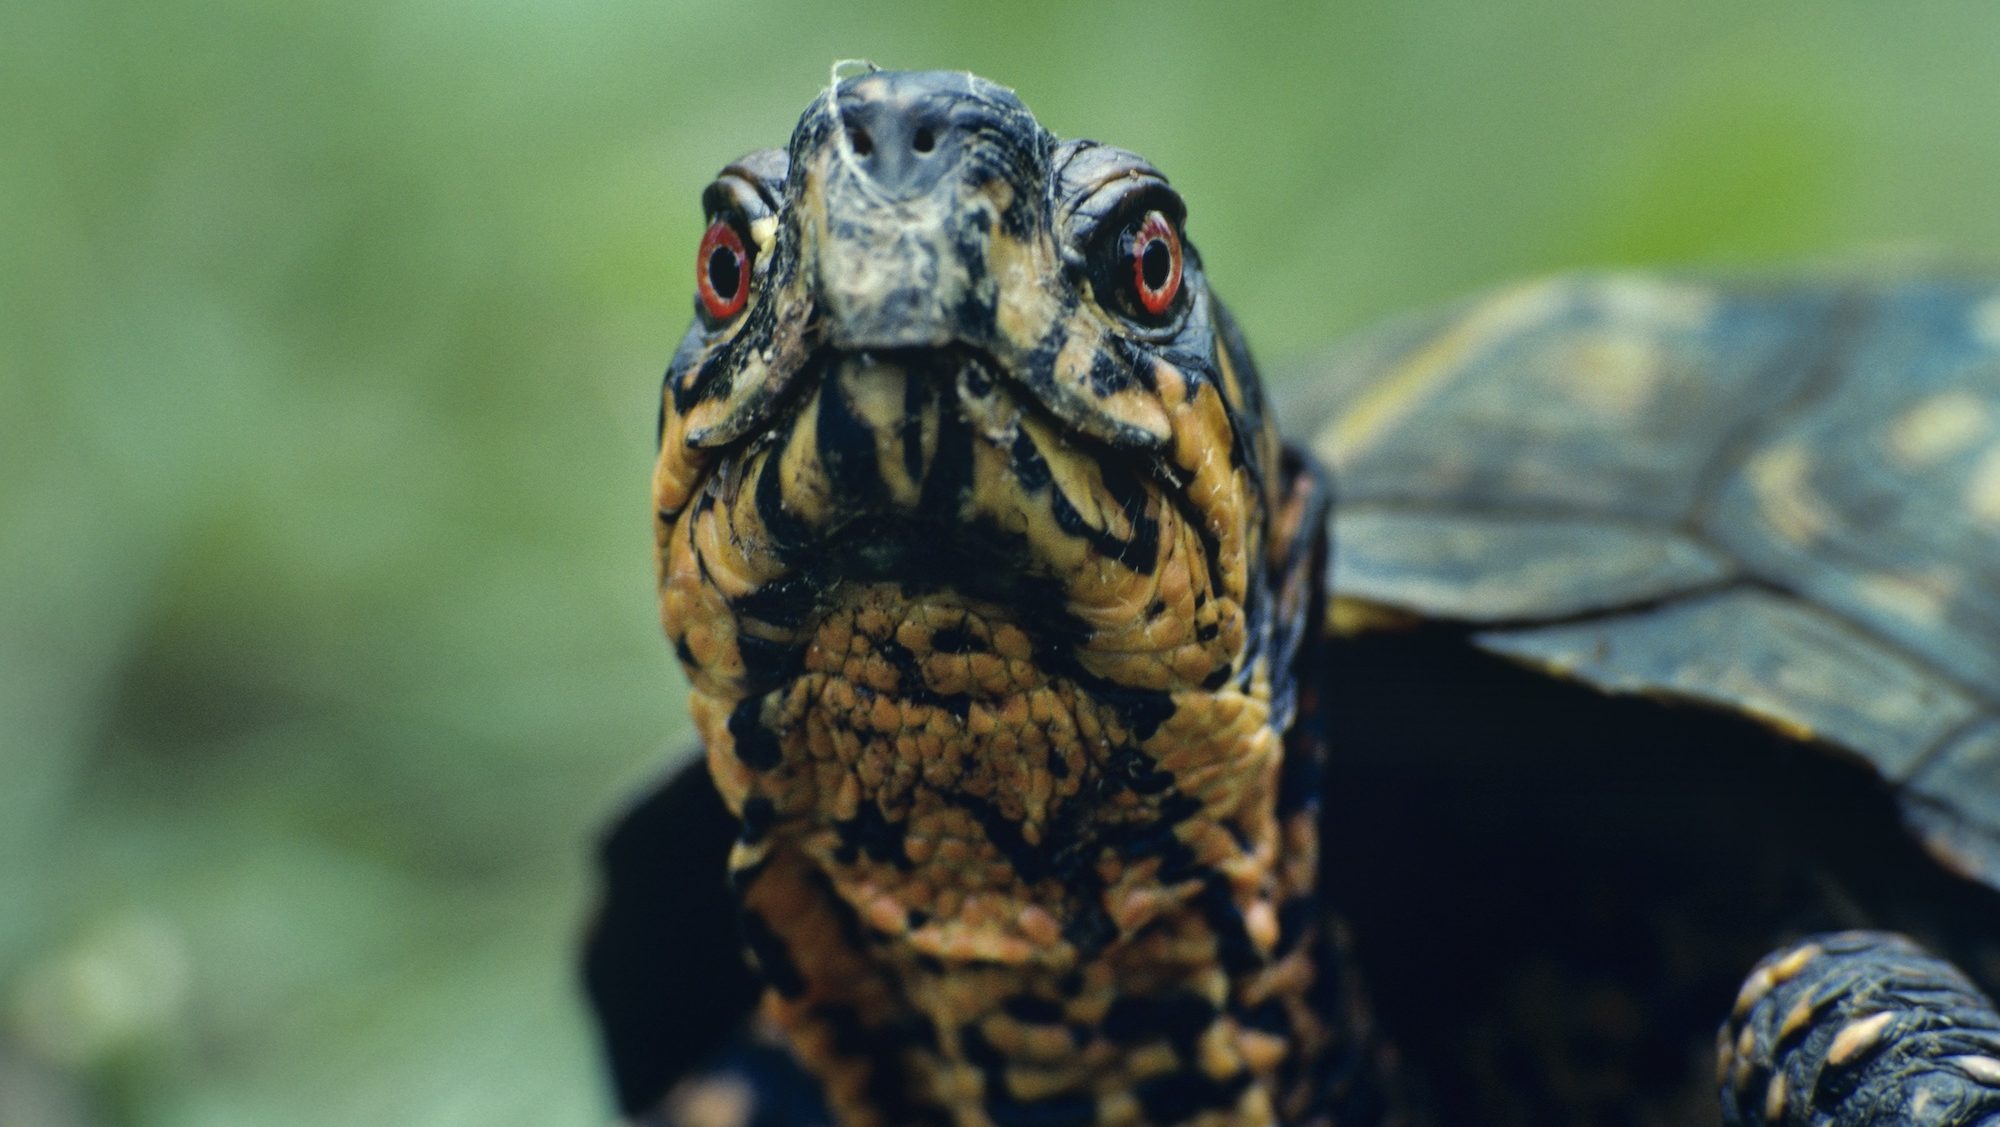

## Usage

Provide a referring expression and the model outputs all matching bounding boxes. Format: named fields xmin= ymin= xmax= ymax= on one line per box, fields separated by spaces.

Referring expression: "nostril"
xmin=912 ymin=126 xmax=936 ymax=154
xmin=848 ymin=127 xmax=874 ymax=157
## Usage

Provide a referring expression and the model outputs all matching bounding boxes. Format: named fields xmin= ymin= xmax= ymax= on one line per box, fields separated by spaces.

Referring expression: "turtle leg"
xmin=583 ymin=754 xmax=766 ymax=1118
xmin=1718 ymin=931 xmax=2000 ymax=1126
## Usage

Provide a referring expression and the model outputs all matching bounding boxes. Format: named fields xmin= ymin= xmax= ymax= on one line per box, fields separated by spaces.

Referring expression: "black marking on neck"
xmin=729 ymin=698 xmax=783 ymax=770
xmin=817 ymin=371 xmax=887 ymax=508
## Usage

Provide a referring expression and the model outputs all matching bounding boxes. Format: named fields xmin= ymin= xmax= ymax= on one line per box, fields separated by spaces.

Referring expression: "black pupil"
xmin=1139 ymin=237 xmax=1172 ymax=293
xmin=708 ymin=243 xmax=741 ymax=299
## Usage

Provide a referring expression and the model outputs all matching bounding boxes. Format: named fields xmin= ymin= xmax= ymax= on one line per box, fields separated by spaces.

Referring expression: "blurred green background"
xmin=6 ymin=1 xmax=2000 ymax=1123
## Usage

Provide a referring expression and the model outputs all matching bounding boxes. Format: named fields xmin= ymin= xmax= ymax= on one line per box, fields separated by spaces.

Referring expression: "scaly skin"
xmin=1720 ymin=933 xmax=2000 ymax=1127
xmin=650 ymin=71 xmax=1376 ymax=1126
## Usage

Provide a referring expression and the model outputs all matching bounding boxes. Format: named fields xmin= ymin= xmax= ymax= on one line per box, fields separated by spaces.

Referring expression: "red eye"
xmin=697 ymin=219 xmax=749 ymax=321
xmin=1130 ymin=211 xmax=1182 ymax=316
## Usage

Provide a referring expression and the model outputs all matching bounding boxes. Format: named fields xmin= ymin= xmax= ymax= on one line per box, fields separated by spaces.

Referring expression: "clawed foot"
xmin=1720 ymin=931 xmax=2000 ymax=1126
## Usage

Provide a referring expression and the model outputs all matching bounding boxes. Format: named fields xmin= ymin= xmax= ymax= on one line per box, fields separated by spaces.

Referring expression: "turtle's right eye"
xmin=1077 ymin=197 xmax=1190 ymax=330
xmin=697 ymin=218 xmax=751 ymax=323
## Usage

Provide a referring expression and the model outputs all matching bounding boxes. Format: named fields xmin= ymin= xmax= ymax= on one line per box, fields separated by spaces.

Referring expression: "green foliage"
xmin=5 ymin=1 xmax=1999 ymax=1122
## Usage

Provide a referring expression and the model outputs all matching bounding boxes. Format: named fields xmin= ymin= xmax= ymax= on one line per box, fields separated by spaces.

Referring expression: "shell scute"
xmin=1304 ymin=274 xmax=2000 ymax=888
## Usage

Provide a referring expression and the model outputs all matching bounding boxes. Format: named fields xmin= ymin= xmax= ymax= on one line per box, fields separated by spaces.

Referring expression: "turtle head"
xmin=654 ymin=69 xmax=1325 ymax=856
xmin=658 ymin=68 xmax=1243 ymax=455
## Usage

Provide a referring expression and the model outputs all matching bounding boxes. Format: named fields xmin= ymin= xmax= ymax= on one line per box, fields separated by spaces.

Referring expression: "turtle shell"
xmin=1288 ymin=272 xmax=2000 ymax=891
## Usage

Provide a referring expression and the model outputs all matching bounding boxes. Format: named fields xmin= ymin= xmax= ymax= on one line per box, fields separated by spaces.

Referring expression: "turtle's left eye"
xmin=1080 ymin=201 xmax=1189 ymax=328
xmin=1129 ymin=211 xmax=1182 ymax=316
xmin=697 ymin=218 xmax=751 ymax=323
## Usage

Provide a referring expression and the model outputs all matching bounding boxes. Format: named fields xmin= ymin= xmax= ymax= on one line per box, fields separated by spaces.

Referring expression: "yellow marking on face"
xmin=1825 ymin=1010 xmax=1894 ymax=1065
xmin=847 ymin=359 xmax=938 ymax=506
xmin=1054 ymin=322 xmax=1105 ymax=390
xmin=654 ymin=408 xmax=712 ymax=515
xmin=691 ymin=500 xmax=762 ymax=600
xmin=776 ymin=391 xmax=835 ymax=523
xmin=1038 ymin=428 xmax=1133 ymax=545
xmin=1322 ymin=278 xmax=1567 ymax=464
xmin=990 ymin=229 xmax=1064 ymax=353
xmin=680 ymin=347 xmax=764 ymax=440
xmin=979 ymin=175 xmax=1015 ymax=217
xmin=1213 ymin=332 xmax=1247 ymax=414
xmin=1967 ymin=445 xmax=2000 ymax=527
xmin=1762 ymin=1072 xmax=1787 ymax=1123
xmin=1714 ymin=1026 xmax=1735 ymax=1087
xmin=1747 ymin=442 xmax=1837 ymax=546
xmin=749 ymin=215 xmax=779 ymax=255
xmin=1888 ymin=390 xmax=1990 ymax=468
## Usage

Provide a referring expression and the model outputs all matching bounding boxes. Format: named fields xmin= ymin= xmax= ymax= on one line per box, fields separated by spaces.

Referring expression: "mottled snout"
xmin=836 ymin=78 xmax=972 ymax=201
xmin=812 ymin=71 xmax=1045 ymax=352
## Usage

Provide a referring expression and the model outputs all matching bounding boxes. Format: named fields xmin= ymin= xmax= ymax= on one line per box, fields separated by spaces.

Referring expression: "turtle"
xmin=583 ymin=68 xmax=2000 ymax=1127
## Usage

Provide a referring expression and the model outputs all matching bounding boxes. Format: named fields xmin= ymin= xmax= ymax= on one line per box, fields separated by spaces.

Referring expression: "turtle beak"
xmin=809 ymin=72 xmax=1031 ymax=352
xmin=814 ymin=192 xmax=971 ymax=352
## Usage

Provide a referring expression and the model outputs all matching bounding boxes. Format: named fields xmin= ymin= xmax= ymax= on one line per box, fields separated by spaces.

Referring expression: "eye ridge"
xmin=696 ymin=217 xmax=752 ymax=323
